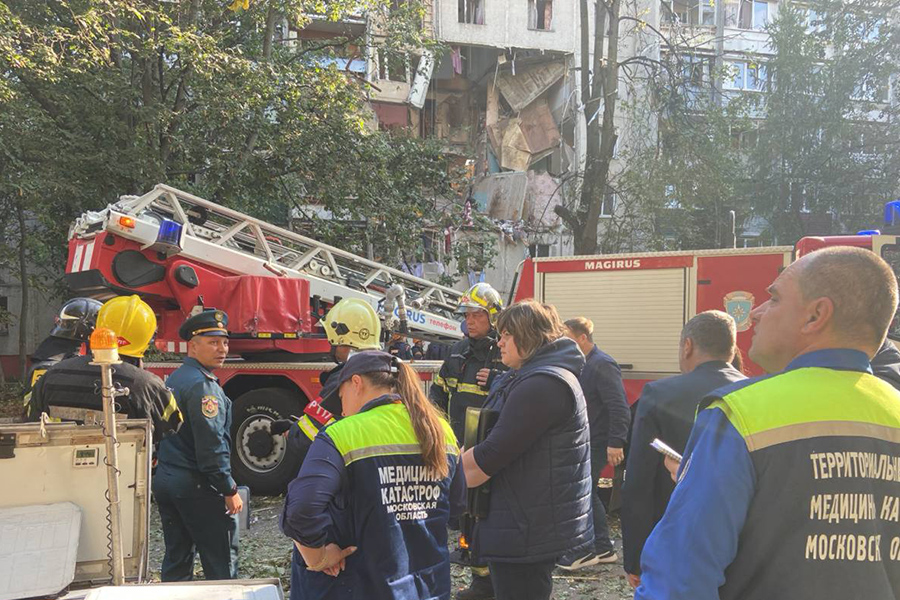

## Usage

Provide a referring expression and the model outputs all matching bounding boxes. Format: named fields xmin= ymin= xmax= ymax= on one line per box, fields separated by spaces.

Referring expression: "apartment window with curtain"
xmin=528 ymin=0 xmax=553 ymax=30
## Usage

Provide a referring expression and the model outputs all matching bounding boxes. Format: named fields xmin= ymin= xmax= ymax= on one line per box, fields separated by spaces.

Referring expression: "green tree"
xmin=0 ymin=0 xmax=470 ymax=373
xmin=745 ymin=1 xmax=900 ymax=243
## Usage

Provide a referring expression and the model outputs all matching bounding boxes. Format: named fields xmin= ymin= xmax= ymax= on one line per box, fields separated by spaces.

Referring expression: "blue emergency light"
xmin=857 ymin=230 xmax=881 ymax=236
xmin=885 ymin=200 xmax=900 ymax=228
xmin=153 ymin=218 xmax=184 ymax=254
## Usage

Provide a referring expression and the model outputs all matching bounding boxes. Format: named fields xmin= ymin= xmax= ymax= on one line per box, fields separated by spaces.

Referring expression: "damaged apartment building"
xmin=293 ymin=0 xmax=641 ymax=297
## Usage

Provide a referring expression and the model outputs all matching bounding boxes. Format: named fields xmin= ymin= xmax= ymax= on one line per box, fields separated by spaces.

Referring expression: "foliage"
xmin=742 ymin=0 xmax=900 ymax=243
xmin=0 ymin=0 xmax=470 ymax=291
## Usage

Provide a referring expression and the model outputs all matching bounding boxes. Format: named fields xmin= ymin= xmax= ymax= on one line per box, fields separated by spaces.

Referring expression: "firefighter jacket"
xmin=22 ymin=336 xmax=82 ymax=412
xmin=430 ymin=334 xmax=506 ymax=443
xmin=156 ymin=357 xmax=237 ymax=496
xmin=637 ymin=349 xmax=900 ymax=600
xmin=26 ymin=354 xmax=182 ymax=443
xmin=281 ymin=395 xmax=465 ymax=600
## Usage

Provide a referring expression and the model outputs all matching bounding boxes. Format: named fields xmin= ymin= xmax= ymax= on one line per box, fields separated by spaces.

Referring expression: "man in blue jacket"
xmin=620 ymin=310 xmax=745 ymax=588
xmin=557 ymin=317 xmax=631 ymax=570
xmin=154 ymin=309 xmax=243 ymax=581
xmin=637 ymin=247 xmax=900 ymax=600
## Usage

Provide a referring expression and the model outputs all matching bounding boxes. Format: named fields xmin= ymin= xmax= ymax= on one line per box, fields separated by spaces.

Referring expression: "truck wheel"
xmin=231 ymin=387 xmax=305 ymax=496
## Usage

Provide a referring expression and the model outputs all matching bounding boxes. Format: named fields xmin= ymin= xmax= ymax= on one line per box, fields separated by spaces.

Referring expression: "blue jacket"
xmin=281 ymin=395 xmax=465 ymax=600
xmin=580 ymin=345 xmax=631 ymax=447
xmin=156 ymin=357 xmax=236 ymax=495
xmin=473 ymin=338 xmax=594 ymax=563
xmin=636 ymin=349 xmax=900 ymax=600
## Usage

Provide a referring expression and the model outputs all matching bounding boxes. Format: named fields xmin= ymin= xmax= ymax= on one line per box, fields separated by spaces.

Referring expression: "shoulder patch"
xmin=201 ymin=395 xmax=219 ymax=418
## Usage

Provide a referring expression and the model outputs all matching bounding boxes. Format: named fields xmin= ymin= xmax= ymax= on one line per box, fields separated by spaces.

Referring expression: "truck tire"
xmin=231 ymin=387 xmax=305 ymax=496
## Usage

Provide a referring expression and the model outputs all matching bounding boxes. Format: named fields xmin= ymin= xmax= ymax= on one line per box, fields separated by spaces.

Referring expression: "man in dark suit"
xmin=871 ymin=338 xmax=900 ymax=390
xmin=621 ymin=310 xmax=746 ymax=588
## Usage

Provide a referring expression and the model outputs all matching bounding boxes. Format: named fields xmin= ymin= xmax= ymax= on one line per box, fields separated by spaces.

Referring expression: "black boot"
xmin=457 ymin=572 xmax=494 ymax=600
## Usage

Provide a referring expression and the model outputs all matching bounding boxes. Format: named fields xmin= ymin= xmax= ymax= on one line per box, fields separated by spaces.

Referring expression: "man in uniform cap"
xmin=153 ymin=308 xmax=243 ymax=581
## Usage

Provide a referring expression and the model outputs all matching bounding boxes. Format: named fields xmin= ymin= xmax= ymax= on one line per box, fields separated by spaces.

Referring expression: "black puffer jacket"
xmin=473 ymin=338 xmax=593 ymax=563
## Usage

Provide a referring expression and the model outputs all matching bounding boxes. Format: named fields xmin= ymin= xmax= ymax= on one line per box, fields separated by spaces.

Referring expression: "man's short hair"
xmin=564 ymin=317 xmax=594 ymax=342
xmin=496 ymin=299 xmax=565 ymax=361
xmin=680 ymin=311 xmax=737 ymax=359
xmin=797 ymin=246 xmax=899 ymax=348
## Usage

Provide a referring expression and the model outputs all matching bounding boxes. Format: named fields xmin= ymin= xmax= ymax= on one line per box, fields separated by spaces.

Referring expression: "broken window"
xmin=458 ymin=0 xmax=485 ymax=24
xmin=737 ymin=0 xmax=770 ymax=30
xmin=661 ymin=0 xmax=713 ymax=26
xmin=529 ymin=243 xmax=552 ymax=258
xmin=528 ymin=0 xmax=553 ymax=30
xmin=377 ymin=48 xmax=409 ymax=83
xmin=601 ymin=193 xmax=616 ymax=217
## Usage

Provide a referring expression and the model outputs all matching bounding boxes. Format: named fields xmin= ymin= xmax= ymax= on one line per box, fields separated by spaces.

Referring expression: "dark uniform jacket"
xmin=871 ymin=339 xmax=900 ymax=391
xmin=472 ymin=338 xmax=594 ymax=563
xmin=620 ymin=360 xmax=745 ymax=575
xmin=580 ymin=345 xmax=631 ymax=448
xmin=637 ymin=349 xmax=900 ymax=600
xmin=22 ymin=336 xmax=82 ymax=413
xmin=282 ymin=395 xmax=465 ymax=600
xmin=156 ymin=357 xmax=236 ymax=496
xmin=430 ymin=334 xmax=506 ymax=443
xmin=26 ymin=354 xmax=183 ymax=443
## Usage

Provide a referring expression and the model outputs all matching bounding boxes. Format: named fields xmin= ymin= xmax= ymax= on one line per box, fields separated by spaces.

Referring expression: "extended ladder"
xmin=71 ymin=184 xmax=465 ymax=342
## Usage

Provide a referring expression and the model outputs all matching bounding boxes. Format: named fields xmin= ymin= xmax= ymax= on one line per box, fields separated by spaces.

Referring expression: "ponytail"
xmin=395 ymin=362 xmax=450 ymax=479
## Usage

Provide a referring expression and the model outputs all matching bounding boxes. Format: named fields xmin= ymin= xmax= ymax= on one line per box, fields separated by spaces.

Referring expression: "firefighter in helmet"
xmin=276 ymin=297 xmax=382 ymax=597
xmin=430 ymin=282 xmax=506 ymax=600
xmin=22 ymin=297 xmax=102 ymax=410
xmin=26 ymin=295 xmax=183 ymax=442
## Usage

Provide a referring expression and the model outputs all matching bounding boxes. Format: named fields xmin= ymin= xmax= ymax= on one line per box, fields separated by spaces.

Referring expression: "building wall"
xmin=0 ymin=279 xmax=60 ymax=378
xmin=435 ymin=0 xmax=579 ymax=52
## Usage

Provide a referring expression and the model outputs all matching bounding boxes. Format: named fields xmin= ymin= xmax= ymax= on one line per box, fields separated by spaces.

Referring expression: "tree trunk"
xmin=574 ymin=0 xmax=619 ymax=255
xmin=16 ymin=202 xmax=28 ymax=380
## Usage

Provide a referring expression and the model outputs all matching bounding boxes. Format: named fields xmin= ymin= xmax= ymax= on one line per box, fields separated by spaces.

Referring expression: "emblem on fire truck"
xmin=723 ymin=291 xmax=755 ymax=332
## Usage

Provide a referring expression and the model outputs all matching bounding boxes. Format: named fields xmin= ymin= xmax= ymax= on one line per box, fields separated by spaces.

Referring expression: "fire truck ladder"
xmin=74 ymin=184 xmax=465 ymax=342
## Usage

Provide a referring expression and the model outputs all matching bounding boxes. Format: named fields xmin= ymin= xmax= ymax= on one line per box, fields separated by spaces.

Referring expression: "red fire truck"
xmin=512 ymin=216 xmax=900 ymax=403
xmin=65 ymin=184 xmax=465 ymax=493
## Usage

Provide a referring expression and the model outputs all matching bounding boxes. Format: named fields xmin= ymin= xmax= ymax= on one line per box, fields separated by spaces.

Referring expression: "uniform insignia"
xmin=215 ymin=311 xmax=224 ymax=321
xmin=723 ymin=291 xmax=755 ymax=332
xmin=201 ymin=395 xmax=219 ymax=418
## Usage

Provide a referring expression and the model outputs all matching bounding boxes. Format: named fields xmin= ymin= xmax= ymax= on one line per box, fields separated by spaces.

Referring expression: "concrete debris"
xmin=471 ymin=172 xmax=528 ymax=220
xmin=495 ymin=61 xmax=566 ymax=112
xmin=518 ymin=98 xmax=561 ymax=159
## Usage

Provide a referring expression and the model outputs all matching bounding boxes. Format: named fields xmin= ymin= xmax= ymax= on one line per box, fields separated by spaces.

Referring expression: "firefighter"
xmin=22 ymin=297 xmax=102 ymax=412
xmin=153 ymin=308 xmax=242 ymax=581
xmin=387 ymin=333 xmax=413 ymax=359
xmin=274 ymin=297 xmax=383 ymax=596
xmin=25 ymin=295 xmax=182 ymax=442
xmin=430 ymin=282 xmax=506 ymax=600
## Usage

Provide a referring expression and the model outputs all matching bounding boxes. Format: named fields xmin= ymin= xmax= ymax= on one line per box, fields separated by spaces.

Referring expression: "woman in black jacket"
xmin=461 ymin=299 xmax=594 ymax=600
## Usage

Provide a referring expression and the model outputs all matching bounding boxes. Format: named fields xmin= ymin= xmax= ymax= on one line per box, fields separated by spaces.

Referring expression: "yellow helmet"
xmin=97 ymin=295 xmax=157 ymax=358
xmin=456 ymin=283 xmax=503 ymax=323
xmin=323 ymin=298 xmax=382 ymax=351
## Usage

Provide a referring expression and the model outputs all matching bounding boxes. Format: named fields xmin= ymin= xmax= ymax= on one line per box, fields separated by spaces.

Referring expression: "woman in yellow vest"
xmin=281 ymin=351 xmax=465 ymax=600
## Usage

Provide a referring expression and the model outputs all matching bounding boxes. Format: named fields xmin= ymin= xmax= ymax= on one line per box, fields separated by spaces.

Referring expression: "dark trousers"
xmin=488 ymin=559 xmax=556 ymax=600
xmin=590 ymin=443 xmax=614 ymax=554
xmin=153 ymin=466 xmax=239 ymax=581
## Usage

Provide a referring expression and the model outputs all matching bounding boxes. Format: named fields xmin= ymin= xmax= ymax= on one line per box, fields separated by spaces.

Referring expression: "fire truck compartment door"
xmin=0 ymin=420 xmax=151 ymax=587
xmin=219 ymin=275 xmax=309 ymax=335
xmin=542 ymin=267 xmax=687 ymax=374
